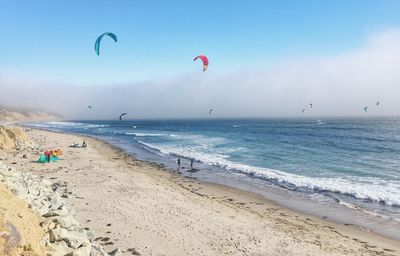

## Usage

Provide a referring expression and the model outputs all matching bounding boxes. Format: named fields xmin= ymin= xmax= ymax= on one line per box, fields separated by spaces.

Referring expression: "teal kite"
xmin=94 ymin=32 xmax=118 ymax=55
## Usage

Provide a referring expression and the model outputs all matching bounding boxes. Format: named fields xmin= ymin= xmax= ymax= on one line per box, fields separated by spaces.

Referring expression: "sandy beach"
xmin=1 ymin=127 xmax=399 ymax=256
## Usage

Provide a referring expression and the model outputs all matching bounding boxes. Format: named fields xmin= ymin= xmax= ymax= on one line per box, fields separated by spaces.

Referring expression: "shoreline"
xmin=4 ymin=126 xmax=400 ymax=255
xmin=25 ymin=123 xmax=400 ymax=241
xmin=65 ymin=131 xmax=400 ymax=241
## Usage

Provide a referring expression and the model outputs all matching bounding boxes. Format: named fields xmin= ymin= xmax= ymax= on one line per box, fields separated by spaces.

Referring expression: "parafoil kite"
xmin=309 ymin=103 xmax=313 ymax=108
xmin=88 ymin=105 xmax=92 ymax=109
xmin=364 ymin=106 xmax=368 ymax=112
xmin=193 ymin=55 xmax=209 ymax=72
xmin=376 ymin=101 xmax=380 ymax=106
xmin=119 ymin=113 xmax=127 ymax=120
xmin=94 ymin=32 xmax=118 ymax=55
xmin=209 ymin=108 xmax=213 ymax=115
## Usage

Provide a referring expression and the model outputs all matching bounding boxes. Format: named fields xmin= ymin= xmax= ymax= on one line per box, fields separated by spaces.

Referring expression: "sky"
xmin=1 ymin=0 xmax=400 ymax=119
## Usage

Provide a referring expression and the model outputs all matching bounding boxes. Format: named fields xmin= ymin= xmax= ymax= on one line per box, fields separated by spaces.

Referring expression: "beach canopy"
xmin=37 ymin=155 xmax=59 ymax=163
xmin=193 ymin=55 xmax=209 ymax=72
xmin=119 ymin=112 xmax=127 ymax=120
xmin=94 ymin=32 xmax=118 ymax=55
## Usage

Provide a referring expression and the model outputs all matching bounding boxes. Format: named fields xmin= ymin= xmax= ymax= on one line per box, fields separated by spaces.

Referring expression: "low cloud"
xmin=1 ymin=29 xmax=400 ymax=119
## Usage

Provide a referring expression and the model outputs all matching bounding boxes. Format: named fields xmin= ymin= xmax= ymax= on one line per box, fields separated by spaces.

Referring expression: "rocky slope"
xmin=0 ymin=127 xmax=120 ymax=255
xmin=0 ymin=161 xmax=120 ymax=256
xmin=0 ymin=126 xmax=36 ymax=152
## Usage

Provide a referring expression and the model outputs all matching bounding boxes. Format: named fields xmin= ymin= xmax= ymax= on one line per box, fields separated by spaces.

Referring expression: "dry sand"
xmin=2 ymin=128 xmax=400 ymax=256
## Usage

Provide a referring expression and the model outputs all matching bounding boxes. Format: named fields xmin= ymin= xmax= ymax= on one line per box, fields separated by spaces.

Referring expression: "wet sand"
xmin=2 ymin=128 xmax=400 ymax=256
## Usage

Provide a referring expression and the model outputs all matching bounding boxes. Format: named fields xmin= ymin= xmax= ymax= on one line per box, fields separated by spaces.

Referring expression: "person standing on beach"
xmin=177 ymin=158 xmax=181 ymax=166
xmin=190 ymin=158 xmax=194 ymax=168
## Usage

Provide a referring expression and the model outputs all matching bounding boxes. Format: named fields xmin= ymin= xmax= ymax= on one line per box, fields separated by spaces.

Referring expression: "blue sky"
xmin=1 ymin=1 xmax=400 ymax=118
xmin=1 ymin=0 xmax=400 ymax=86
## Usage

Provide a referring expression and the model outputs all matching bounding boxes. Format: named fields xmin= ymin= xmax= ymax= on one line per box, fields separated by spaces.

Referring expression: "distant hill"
xmin=0 ymin=106 xmax=61 ymax=121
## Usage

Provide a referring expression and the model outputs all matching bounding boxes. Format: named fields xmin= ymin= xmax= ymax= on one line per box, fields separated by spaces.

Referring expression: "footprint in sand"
xmin=127 ymin=248 xmax=140 ymax=255
xmin=383 ymin=248 xmax=395 ymax=252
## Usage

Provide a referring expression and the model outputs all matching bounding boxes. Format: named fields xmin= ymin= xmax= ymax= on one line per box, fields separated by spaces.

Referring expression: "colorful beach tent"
xmin=37 ymin=155 xmax=59 ymax=163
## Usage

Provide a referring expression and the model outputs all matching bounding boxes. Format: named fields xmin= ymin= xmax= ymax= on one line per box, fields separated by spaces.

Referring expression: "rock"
xmin=31 ymin=198 xmax=50 ymax=216
xmin=48 ymin=240 xmax=73 ymax=256
xmin=36 ymin=205 xmax=50 ymax=217
xmin=11 ymin=186 xmax=28 ymax=197
xmin=42 ymin=179 xmax=52 ymax=186
xmin=108 ymin=248 xmax=122 ymax=256
xmin=41 ymin=232 xmax=50 ymax=245
xmin=44 ymin=205 xmax=69 ymax=217
xmin=28 ymin=185 xmax=40 ymax=196
xmin=85 ymin=230 xmax=96 ymax=241
xmin=70 ymin=245 xmax=91 ymax=256
xmin=49 ymin=193 xmax=64 ymax=210
xmin=51 ymin=228 xmax=90 ymax=249
xmin=90 ymin=243 xmax=108 ymax=256
xmin=40 ymin=219 xmax=56 ymax=231
xmin=54 ymin=215 xmax=80 ymax=231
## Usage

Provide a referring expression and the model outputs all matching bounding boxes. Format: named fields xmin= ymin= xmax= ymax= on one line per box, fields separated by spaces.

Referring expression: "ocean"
xmin=25 ymin=118 xmax=400 ymax=239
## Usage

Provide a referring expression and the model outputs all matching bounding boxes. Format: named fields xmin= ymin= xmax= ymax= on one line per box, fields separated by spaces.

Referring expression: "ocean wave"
xmin=137 ymin=141 xmax=400 ymax=207
xmin=46 ymin=122 xmax=109 ymax=128
xmin=125 ymin=132 xmax=166 ymax=137
xmin=48 ymin=121 xmax=86 ymax=126
xmin=27 ymin=123 xmax=51 ymax=128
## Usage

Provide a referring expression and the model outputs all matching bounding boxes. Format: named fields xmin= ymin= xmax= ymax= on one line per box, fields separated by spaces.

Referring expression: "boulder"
xmin=85 ymin=229 xmax=96 ymax=242
xmin=54 ymin=215 xmax=80 ymax=231
xmin=51 ymin=228 xmax=90 ymax=249
xmin=40 ymin=219 xmax=57 ymax=231
xmin=90 ymin=243 xmax=108 ymax=256
xmin=70 ymin=245 xmax=91 ymax=256
xmin=48 ymin=240 xmax=73 ymax=256
xmin=44 ymin=205 xmax=69 ymax=217
xmin=49 ymin=193 xmax=64 ymax=210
